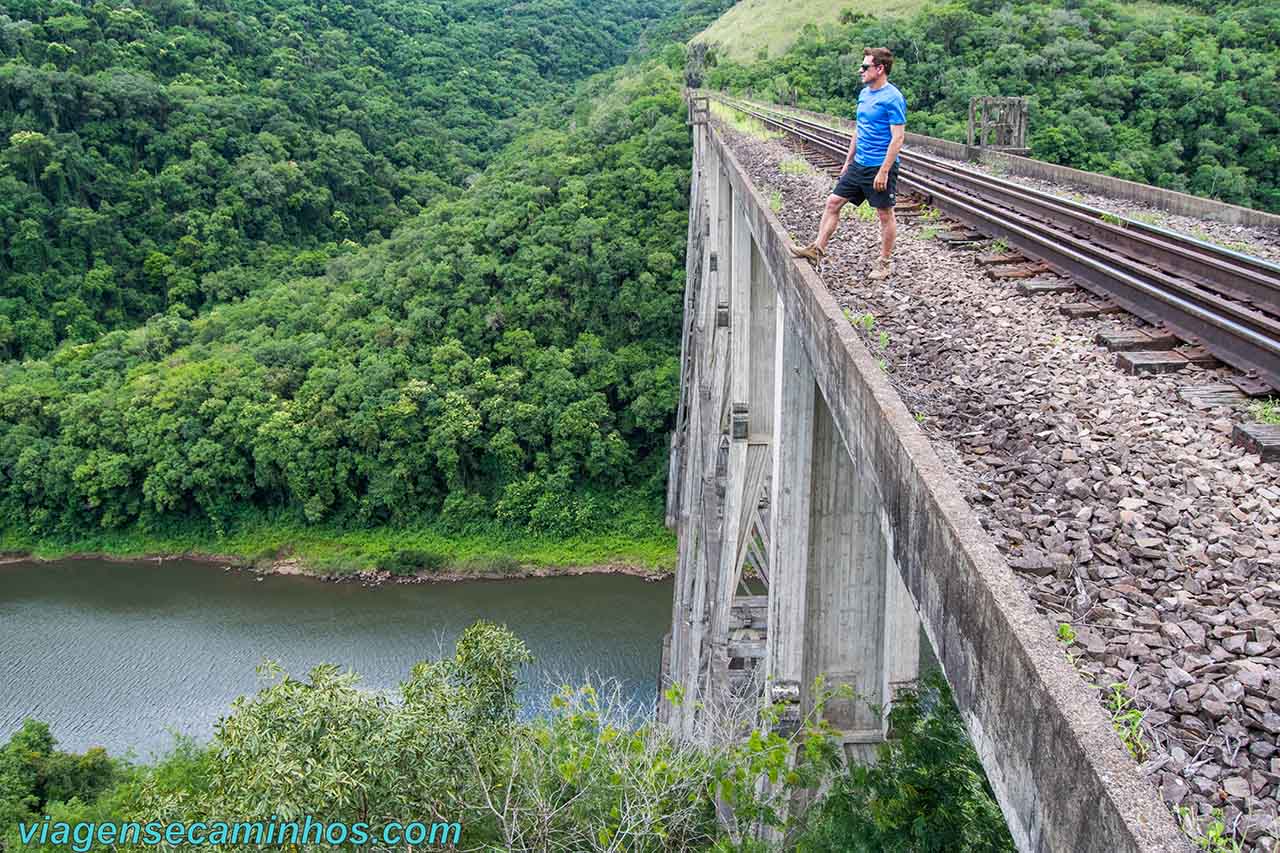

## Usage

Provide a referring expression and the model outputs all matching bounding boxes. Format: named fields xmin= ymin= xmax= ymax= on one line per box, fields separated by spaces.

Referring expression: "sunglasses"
xmin=861 ymin=62 xmax=876 ymax=71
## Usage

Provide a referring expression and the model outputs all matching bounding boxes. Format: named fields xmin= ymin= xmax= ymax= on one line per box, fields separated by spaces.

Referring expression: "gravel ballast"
xmin=714 ymin=117 xmax=1280 ymax=851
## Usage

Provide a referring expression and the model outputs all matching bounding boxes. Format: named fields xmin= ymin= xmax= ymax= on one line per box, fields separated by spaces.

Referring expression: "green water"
xmin=0 ymin=558 xmax=672 ymax=757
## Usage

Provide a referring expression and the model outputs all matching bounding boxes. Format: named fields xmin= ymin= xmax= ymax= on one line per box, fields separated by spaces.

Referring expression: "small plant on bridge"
xmin=779 ymin=157 xmax=813 ymax=176
xmin=991 ymin=237 xmax=1011 ymax=254
xmin=1100 ymin=212 xmax=1128 ymax=227
xmin=1056 ymin=622 xmax=1077 ymax=645
xmin=767 ymin=187 xmax=783 ymax=213
xmin=919 ymin=225 xmax=940 ymax=240
xmin=844 ymin=309 xmax=876 ymax=332
xmin=921 ymin=207 xmax=941 ymax=222
xmin=1129 ymin=210 xmax=1164 ymax=227
xmin=1106 ymin=683 xmax=1149 ymax=762
xmin=1176 ymin=806 xmax=1244 ymax=853
xmin=855 ymin=201 xmax=877 ymax=222
xmin=1251 ymin=398 xmax=1280 ymax=425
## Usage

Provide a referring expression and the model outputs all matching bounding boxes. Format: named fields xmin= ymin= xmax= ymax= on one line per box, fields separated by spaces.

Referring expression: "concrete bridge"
xmin=658 ymin=97 xmax=1194 ymax=852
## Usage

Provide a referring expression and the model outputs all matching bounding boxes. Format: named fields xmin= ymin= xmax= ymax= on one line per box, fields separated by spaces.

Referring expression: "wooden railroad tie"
xmin=1116 ymin=350 xmax=1190 ymax=375
xmin=988 ymin=261 xmax=1052 ymax=279
xmin=1016 ymin=277 xmax=1077 ymax=296
xmin=1179 ymin=384 xmax=1249 ymax=410
xmin=976 ymin=252 xmax=1028 ymax=266
xmin=1060 ymin=301 xmax=1125 ymax=319
xmin=1096 ymin=328 xmax=1179 ymax=351
xmin=1232 ymin=422 xmax=1280 ymax=463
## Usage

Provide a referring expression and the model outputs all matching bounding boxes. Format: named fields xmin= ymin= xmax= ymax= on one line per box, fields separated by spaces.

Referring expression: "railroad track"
xmin=710 ymin=94 xmax=1280 ymax=395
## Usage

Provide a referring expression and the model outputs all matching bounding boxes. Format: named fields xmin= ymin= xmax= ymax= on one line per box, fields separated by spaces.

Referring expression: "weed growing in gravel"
xmin=1181 ymin=226 xmax=1255 ymax=255
xmin=1251 ymin=398 xmax=1280 ymax=424
xmin=767 ymin=187 xmax=783 ymax=213
xmin=919 ymin=225 xmax=940 ymax=240
xmin=709 ymin=100 xmax=782 ymax=141
xmin=844 ymin=309 xmax=876 ymax=332
xmin=779 ymin=157 xmax=813 ymax=176
xmin=1106 ymin=684 xmax=1149 ymax=762
xmin=991 ymin=237 xmax=1011 ymax=254
xmin=877 ymin=357 xmax=888 ymax=371
xmin=1056 ymin=623 xmax=1077 ymax=645
xmin=855 ymin=202 xmax=877 ymax=222
xmin=1129 ymin=211 xmax=1164 ymax=227
xmin=1176 ymin=807 xmax=1244 ymax=853
xmin=878 ymin=330 xmax=890 ymax=349
xmin=1100 ymin=212 xmax=1128 ymax=227
xmin=913 ymin=411 xmax=927 ymax=424
xmin=921 ymin=207 xmax=941 ymax=222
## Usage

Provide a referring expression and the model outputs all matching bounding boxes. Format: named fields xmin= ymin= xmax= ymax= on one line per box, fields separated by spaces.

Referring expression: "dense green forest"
xmin=0 ymin=0 xmax=744 ymax=556
xmin=702 ymin=0 xmax=1280 ymax=211
xmin=0 ymin=623 xmax=1013 ymax=852
xmin=0 ymin=60 xmax=694 ymax=546
xmin=0 ymin=0 xmax=678 ymax=359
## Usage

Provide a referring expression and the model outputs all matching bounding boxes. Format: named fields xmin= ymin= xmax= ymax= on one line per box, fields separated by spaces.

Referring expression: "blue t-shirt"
xmin=854 ymin=82 xmax=907 ymax=167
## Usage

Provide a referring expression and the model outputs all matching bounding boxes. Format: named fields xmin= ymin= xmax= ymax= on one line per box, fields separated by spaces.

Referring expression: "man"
xmin=791 ymin=47 xmax=906 ymax=281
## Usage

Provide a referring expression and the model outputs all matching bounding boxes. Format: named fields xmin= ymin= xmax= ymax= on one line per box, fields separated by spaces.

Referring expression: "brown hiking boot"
xmin=868 ymin=257 xmax=895 ymax=281
xmin=789 ymin=242 xmax=826 ymax=262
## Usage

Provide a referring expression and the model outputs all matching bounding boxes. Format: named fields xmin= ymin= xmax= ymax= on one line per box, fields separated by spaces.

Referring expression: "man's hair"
xmin=864 ymin=47 xmax=893 ymax=75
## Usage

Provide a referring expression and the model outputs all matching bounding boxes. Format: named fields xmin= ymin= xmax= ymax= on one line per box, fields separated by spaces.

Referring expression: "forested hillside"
xmin=0 ymin=0 xmax=676 ymax=359
xmin=0 ymin=57 xmax=693 ymax=555
xmin=700 ymin=0 xmax=1280 ymax=211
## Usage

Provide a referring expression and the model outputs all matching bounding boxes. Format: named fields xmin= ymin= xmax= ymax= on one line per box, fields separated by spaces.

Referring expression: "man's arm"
xmin=874 ymin=124 xmax=905 ymax=191
xmin=843 ymin=133 xmax=857 ymax=170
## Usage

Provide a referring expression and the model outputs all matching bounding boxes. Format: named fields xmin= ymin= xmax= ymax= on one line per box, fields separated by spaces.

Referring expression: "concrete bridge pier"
xmin=662 ymin=98 xmax=1192 ymax=853
xmin=663 ymin=106 xmax=920 ymax=760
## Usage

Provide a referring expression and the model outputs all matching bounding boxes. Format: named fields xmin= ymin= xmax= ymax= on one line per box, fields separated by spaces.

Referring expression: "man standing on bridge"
xmin=790 ymin=47 xmax=906 ymax=281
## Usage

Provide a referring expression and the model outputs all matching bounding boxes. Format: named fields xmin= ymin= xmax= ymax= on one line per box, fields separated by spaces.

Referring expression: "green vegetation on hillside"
xmin=0 ymin=0 xmax=676 ymax=359
xmin=0 ymin=625 xmax=1012 ymax=852
xmin=702 ymin=0 xmax=1280 ymax=211
xmin=0 ymin=59 xmax=692 ymax=555
xmin=694 ymin=0 xmax=923 ymax=63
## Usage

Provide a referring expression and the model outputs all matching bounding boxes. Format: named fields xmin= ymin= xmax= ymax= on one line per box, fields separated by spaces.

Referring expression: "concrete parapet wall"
xmin=703 ymin=121 xmax=1193 ymax=853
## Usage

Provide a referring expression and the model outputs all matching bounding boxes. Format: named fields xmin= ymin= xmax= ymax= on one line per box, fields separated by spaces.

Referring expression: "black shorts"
xmin=832 ymin=161 xmax=899 ymax=209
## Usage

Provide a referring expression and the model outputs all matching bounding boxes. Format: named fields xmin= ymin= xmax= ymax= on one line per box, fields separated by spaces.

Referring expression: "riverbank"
xmin=0 ymin=513 xmax=677 ymax=582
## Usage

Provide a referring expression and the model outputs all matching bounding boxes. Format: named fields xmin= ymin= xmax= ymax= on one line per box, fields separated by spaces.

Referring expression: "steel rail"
xmin=711 ymin=94 xmax=1280 ymax=389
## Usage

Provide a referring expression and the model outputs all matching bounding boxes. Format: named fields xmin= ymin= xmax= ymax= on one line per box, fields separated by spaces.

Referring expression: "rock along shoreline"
xmin=0 ymin=549 xmax=673 ymax=587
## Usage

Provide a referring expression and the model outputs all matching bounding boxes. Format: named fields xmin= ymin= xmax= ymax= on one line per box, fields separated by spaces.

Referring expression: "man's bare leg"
xmin=877 ymin=206 xmax=896 ymax=259
xmin=869 ymin=206 xmax=897 ymax=280
xmin=814 ymin=194 xmax=849 ymax=252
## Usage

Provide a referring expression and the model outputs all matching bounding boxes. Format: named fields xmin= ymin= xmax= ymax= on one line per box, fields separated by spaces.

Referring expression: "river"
xmin=0 ymin=558 xmax=673 ymax=758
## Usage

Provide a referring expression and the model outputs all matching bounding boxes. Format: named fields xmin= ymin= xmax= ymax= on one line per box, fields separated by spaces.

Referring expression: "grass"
xmin=1106 ymin=684 xmax=1149 ymax=762
xmin=0 ymin=509 xmax=677 ymax=578
xmin=1251 ymin=398 xmax=1280 ymax=424
xmin=767 ymin=187 xmax=783 ymax=212
xmin=1187 ymin=226 xmax=1255 ymax=255
xmin=692 ymin=0 xmax=927 ymax=63
xmin=1128 ymin=210 xmax=1164 ymax=226
xmin=1176 ymin=807 xmax=1244 ymax=853
xmin=841 ymin=200 xmax=876 ymax=222
xmin=709 ymin=99 xmax=783 ymax=141
xmin=779 ymin=156 xmax=813 ymax=176
xmin=1058 ymin=623 xmax=1153 ymax=767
